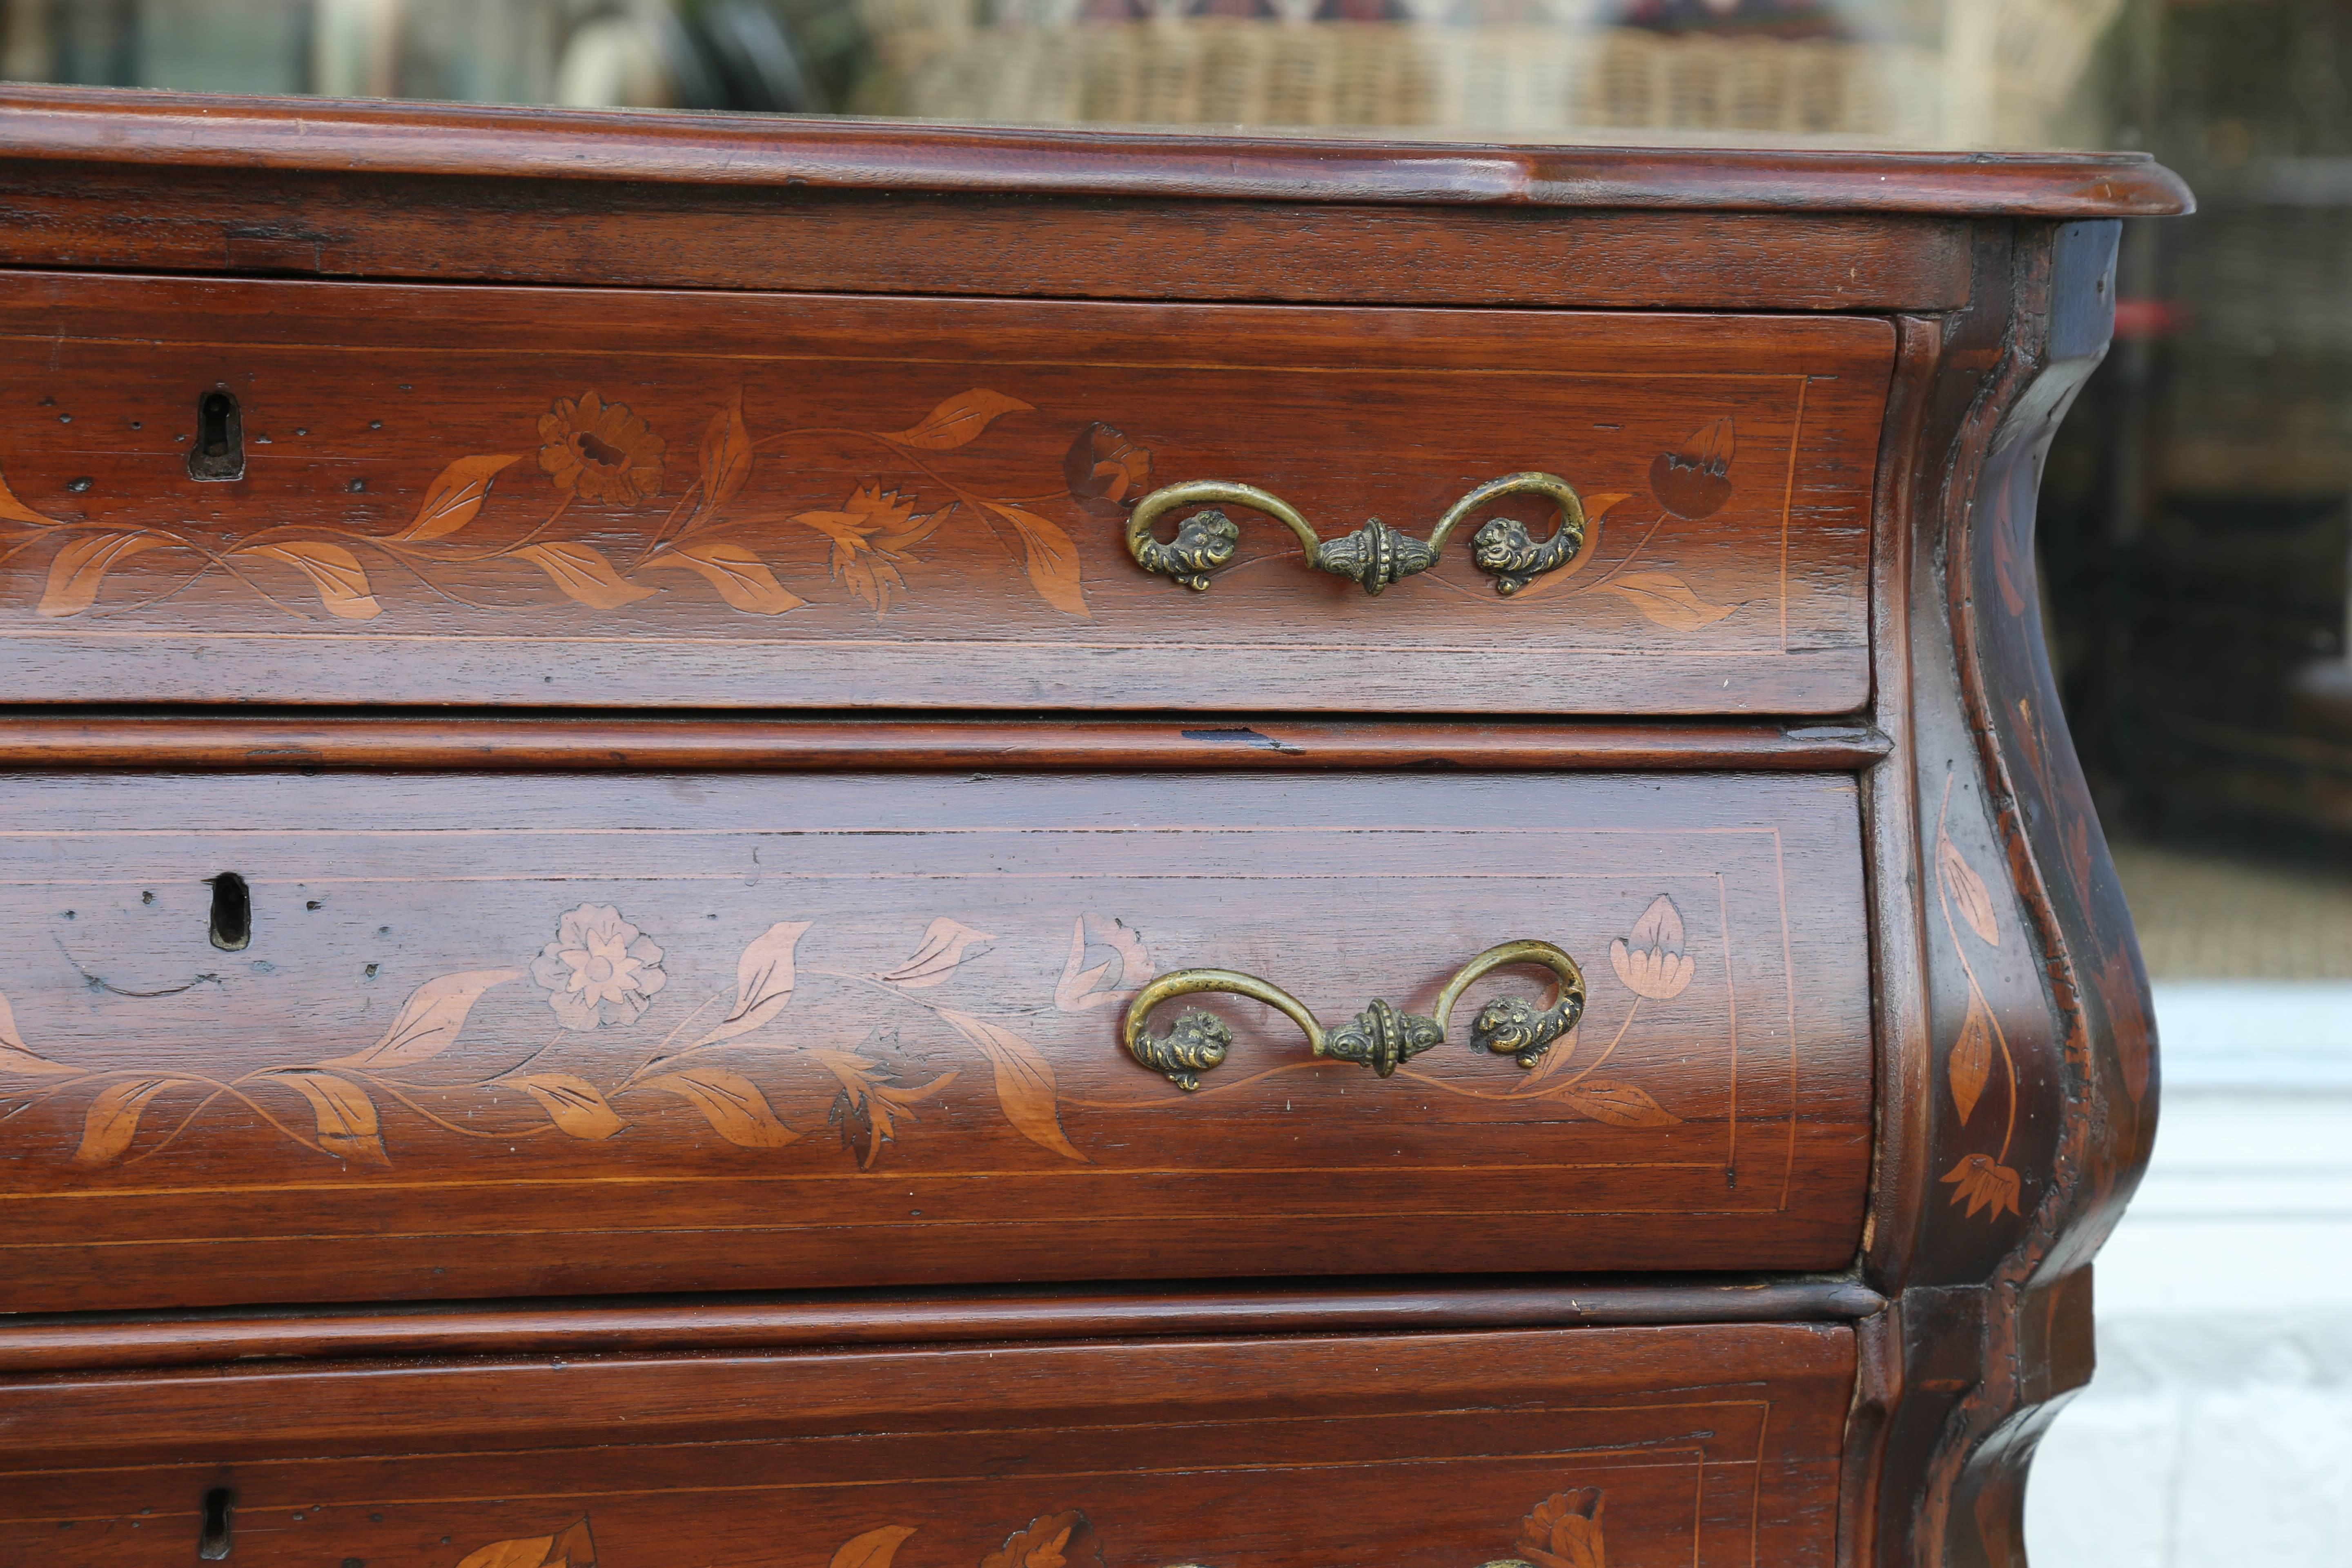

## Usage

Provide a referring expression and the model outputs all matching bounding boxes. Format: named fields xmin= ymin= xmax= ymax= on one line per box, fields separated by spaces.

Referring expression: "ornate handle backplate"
xmin=1122 ymin=939 xmax=1586 ymax=1090
xmin=1124 ymin=472 xmax=1587 ymax=597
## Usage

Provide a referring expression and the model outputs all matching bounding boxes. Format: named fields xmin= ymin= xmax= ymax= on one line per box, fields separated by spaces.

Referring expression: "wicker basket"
xmin=854 ymin=0 xmax=2124 ymax=147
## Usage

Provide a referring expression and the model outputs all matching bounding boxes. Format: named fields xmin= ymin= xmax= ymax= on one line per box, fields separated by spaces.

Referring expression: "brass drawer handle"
xmin=1123 ymin=939 xmax=1586 ymax=1090
xmin=1125 ymin=472 xmax=1588 ymax=597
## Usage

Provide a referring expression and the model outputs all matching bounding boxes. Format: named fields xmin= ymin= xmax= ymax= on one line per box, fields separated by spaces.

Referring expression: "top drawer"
xmin=0 ymin=274 xmax=1889 ymax=713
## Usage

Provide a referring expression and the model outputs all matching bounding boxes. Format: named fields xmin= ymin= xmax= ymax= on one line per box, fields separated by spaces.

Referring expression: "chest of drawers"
xmin=0 ymin=86 xmax=2183 ymax=1568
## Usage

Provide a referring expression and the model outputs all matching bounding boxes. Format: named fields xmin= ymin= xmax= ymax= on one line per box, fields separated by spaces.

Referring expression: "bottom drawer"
xmin=0 ymin=1323 xmax=1851 ymax=1567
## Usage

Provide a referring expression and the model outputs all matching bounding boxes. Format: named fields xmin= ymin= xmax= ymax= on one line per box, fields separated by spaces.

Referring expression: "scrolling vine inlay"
xmin=0 ymin=388 xmax=1098 ymax=622
xmin=0 ymin=898 xmax=1697 ymax=1169
xmin=439 ymin=1487 xmax=1610 ymax=1568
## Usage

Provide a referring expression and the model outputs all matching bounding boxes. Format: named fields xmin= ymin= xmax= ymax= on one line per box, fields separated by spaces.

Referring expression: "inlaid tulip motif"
xmin=1486 ymin=414 xmax=1738 ymax=633
xmin=1934 ymin=771 xmax=2024 ymax=1221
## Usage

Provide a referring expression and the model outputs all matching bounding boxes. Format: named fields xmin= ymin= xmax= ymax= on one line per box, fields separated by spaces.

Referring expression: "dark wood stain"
xmin=0 ymin=87 xmax=2182 ymax=1568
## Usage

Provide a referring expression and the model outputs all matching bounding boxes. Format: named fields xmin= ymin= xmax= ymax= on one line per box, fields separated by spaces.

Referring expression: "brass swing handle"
xmin=1122 ymin=939 xmax=1586 ymax=1091
xmin=1125 ymin=472 xmax=1587 ymax=597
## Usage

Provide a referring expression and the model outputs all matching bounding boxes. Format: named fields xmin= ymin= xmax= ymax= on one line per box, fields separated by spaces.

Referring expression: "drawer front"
xmin=0 ymin=771 xmax=1871 ymax=1312
xmin=0 ymin=1325 xmax=1852 ymax=1568
xmin=0 ymin=273 xmax=1887 ymax=712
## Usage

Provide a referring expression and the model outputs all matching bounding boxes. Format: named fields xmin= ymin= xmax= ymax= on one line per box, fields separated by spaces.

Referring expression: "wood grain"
xmin=0 ymin=1276 xmax=1886 ymax=1374
xmin=0 ymin=160 xmax=1982 ymax=312
xmin=0 ymin=273 xmax=1888 ymax=713
xmin=0 ymin=83 xmax=2193 ymax=216
xmin=0 ymin=770 xmax=1871 ymax=1312
xmin=0 ymin=715 xmax=1891 ymax=772
xmin=0 ymin=1325 xmax=1854 ymax=1568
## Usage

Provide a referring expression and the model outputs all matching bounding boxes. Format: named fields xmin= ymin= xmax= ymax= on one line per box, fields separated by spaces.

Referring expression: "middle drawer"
xmin=0 ymin=769 xmax=1871 ymax=1313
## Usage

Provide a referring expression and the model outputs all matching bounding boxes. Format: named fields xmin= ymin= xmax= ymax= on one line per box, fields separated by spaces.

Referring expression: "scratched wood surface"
xmin=0 ymin=770 xmax=1869 ymax=1312
xmin=0 ymin=272 xmax=1889 ymax=712
xmin=0 ymin=1324 xmax=1854 ymax=1568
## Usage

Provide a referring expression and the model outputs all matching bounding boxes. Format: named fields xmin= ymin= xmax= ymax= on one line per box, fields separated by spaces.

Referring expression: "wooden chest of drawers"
xmin=0 ymin=86 xmax=2183 ymax=1568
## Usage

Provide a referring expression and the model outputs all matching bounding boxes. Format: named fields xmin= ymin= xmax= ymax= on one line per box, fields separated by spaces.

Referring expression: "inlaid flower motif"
xmin=1494 ymin=1486 xmax=1606 ymax=1568
xmin=538 ymin=390 xmax=665 ymax=504
xmin=532 ymin=902 xmax=668 ymax=1030
xmin=1942 ymin=1153 xmax=2023 ymax=1220
xmin=1608 ymin=894 xmax=1694 ymax=1001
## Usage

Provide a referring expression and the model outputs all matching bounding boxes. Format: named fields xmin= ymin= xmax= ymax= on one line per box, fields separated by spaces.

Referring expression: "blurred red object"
xmin=2113 ymin=298 xmax=2189 ymax=339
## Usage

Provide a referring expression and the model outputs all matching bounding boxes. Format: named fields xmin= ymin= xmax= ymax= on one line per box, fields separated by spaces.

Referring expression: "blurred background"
xmin=4 ymin=1 xmax=2351 ymax=1561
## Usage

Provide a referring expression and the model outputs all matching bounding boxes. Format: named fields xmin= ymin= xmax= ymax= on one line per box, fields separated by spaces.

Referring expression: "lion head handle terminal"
xmin=1121 ymin=940 xmax=1586 ymax=1091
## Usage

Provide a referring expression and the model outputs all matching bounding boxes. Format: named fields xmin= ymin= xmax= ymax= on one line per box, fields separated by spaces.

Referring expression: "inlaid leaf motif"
xmin=0 ymin=989 xmax=77 ymax=1076
xmin=699 ymin=391 xmax=754 ymax=511
xmin=1950 ymin=989 xmax=1996 ymax=1125
xmin=397 ymin=453 xmax=523 ymax=541
xmin=513 ymin=1073 xmax=627 ymax=1140
xmin=236 ymin=541 xmax=382 ymax=620
xmin=642 ymin=1067 xmax=799 ymax=1148
xmin=645 ymin=543 xmax=806 ymax=615
xmin=37 ymin=531 xmax=169 ymax=617
xmin=937 ymin=1009 xmax=1089 ymax=1162
xmin=981 ymin=1510 xmax=1101 ymax=1568
xmin=324 ymin=969 xmax=523 ymax=1070
xmin=1559 ymin=1080 xmax=1679 ymax=1127
xmin=454 ymin=1517 xmax=596 ymax=1568
xmin=1938 ymin=831 xmax=2001 ymax=947
xmin=2091 ymin=942 xmax=2153 ymax=1105
xmin=514 ymin=541 xmax=659 ymax=608
xmin=811 ymin=1047 xmax=958 ymax=1169
xmin=791 ymin=485 xmax=940 ymax=613
xmin=72 ymin=1076 xmax=180 ymax=1165
xmin=1064 ymin=421 xmax=1152 ymax=504
xmin=830 ymin=1525 xmax=919 ymax=1568
xmin=688 ymin=920 xmax=811 ymax=1049
xmin=1603 ymin=572 xmax=1735 ymax=632
xmin=1512 ymin=1487 xmax=1606 ymax=1568
xmin=986 ymin=501 xmax=1090 ymax=618
xmin=0 ymin=462 xmax=64 ymax=527
xmin=881 ymin=389 xmax=1033 ymax=450
xmin=1055 ymin=914 xmax=1149 ymax=1012
xmin=874 ymin=918 xmax=994 ymax=989
xmin=265 ymin=1068 xmax=388 ymax=1165
xmin=1515 ymin=1022 xmax=1579 ymax=1088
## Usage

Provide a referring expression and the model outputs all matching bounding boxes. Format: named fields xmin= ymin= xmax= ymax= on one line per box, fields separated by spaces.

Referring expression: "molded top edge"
xmin=0 ymin=83 xmax=2195 ymax=217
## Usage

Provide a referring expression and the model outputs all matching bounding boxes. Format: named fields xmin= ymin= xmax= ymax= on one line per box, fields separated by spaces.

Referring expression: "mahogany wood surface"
xmin=0 ymin=273 xmax=1888 ymax=713
xmin=0 ymin=89 xmax=2184 ymax=1568
xmin=0 ymin=713 xmax=1891 ymax=771
xmin=0 ymin=1325 xmax=1854 ymax=1568
xmin=0 ymin=161 xmax=1982 ymax=312
xmin=0 ymin=1276 xmax=1885 ymax=1374
xmin=0 ymin=84 xmax=2193 ymax=216
xmin=0 ymin=769 xmax=1869 ymax=1312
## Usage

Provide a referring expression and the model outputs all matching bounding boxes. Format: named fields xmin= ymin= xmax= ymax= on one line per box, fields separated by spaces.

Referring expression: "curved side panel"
xmin=1874 ymin=220 xmax=2161 ymax=1568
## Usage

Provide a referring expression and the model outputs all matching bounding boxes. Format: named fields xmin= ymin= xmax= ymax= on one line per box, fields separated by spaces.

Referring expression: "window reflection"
xmin=0 ymin=0 xmax=2129 ymax=147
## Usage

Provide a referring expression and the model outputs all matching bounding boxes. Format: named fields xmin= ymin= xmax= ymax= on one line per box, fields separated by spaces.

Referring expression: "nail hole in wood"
xmin=188 ymin=392 xmax=245 ymax=481
xmin=207 ymin=873 xmax=250 ymax=952
xmin=198 ymin=1487 xmax=234 ymax=1559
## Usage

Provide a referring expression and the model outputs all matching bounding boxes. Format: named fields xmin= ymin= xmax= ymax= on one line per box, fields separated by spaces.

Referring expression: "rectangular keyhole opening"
xmin=187 ymin=390 xmax=245 ymax=481
xmin=198 ymin=1486 xmax=234 ymax=1559
xmin=207 ymin=873 xmax=250 ymax=952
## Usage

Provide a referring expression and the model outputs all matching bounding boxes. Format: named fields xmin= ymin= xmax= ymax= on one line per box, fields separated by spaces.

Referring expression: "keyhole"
xmin=198 ymin=1487 xmax=234 ymax=1559
xmin=187 ymin=391 xmax=245 ymax=481
xmin=207 ymin=873 xmax=250 ymax=952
